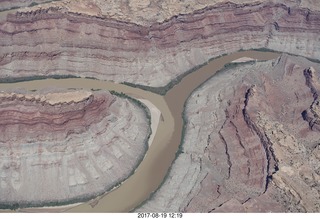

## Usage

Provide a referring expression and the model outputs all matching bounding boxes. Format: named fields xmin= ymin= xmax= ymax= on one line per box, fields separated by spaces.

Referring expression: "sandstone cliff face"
xmin=1 ymin=0 xmax=320 ymax=212
xmin=137 ymin=55 xmax=320 ymax=212
xmin=0 ymin=90 xmax=150 ymax=207
xmin=0 ymin=1 xmax=320 ymax=87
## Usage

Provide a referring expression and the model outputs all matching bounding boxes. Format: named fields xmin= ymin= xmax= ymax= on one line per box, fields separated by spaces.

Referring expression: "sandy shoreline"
xmin=138 ymin=99 xmax=161 ymax=148
xmin=231 ymin=57 xmax=255 ymax=63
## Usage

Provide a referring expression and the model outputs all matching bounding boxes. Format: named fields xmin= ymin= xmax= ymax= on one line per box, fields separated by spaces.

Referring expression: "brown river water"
xmin=0 ymin=50 xmax=279 ymax=212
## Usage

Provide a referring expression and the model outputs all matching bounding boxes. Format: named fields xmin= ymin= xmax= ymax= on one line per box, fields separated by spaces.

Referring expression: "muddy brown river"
xmin=0 ymin=50 xmax=280 ymax=212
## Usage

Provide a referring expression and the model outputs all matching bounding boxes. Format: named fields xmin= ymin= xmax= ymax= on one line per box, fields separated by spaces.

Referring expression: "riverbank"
xmin=67 ymin=50 xmax=280 ymax=212
xmin=138 ymin=99 xmax=161 ymax=148
xmin=0 ymin=50 xmax=280 ymax=212
xmin=135 ymin=53 xmax=280 ymax=212
xmin=0 ymin=88 xmax=152 ymax=212
xmin=137 ymin=52 xmax=320 ymax=212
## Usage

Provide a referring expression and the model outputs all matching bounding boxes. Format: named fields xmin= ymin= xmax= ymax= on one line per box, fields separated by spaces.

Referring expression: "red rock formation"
xmin=138 ymin=55 xmax=320 ymax=212
xmin=1 ymin=0 xmax=320 ymax=212
xmin=0 ymin=2 xmax=320 ymax=86
xmin=0 ymin=90 xmax=150 ymax=207
xmin=0 ymin=91 xmax=105 ymax=142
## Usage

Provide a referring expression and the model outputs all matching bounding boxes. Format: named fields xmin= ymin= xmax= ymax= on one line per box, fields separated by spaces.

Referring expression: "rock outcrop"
xmin=0 ymin=1 xmax=320 ymax=87
xmin=12 ymin=0 xmax=320 ymax=25
xmin=1 ymin=0 xmax=320 ymax=212
xmin=0 ymin=89 xmax=150 ymax=207
xmin=137 ymin=55 xmax=320 ymax=212
xmin=301 ymin=67 xmax=320 ymax=131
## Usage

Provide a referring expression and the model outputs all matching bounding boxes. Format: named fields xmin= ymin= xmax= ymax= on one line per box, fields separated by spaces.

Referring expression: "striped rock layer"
xmin=138 ymin=55 xmax=320 ymax=213
xmin=0 ymin=2 xmax=319 ymax=87
xmin=0 ymin=90 xmax=150 ymax=207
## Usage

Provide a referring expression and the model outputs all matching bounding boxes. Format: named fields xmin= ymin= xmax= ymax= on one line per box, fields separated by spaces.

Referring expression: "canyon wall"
xmin=0 ymin=89 xmax=150 ymax=207
xmin=137 ymin=55 xmax=320 ymax=212
xmin=0 ymin=1 xmax=320 ymax=87
xmin=1 ymin=0 xmax=320 ymax=212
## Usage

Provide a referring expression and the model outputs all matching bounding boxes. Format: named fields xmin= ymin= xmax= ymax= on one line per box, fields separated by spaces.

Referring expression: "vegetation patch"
xmin=0 ymin=6 xmax=19 ymax=12
xmin=28 ymin=2 xmax=39 ymax=7
xmin=0 ymin=0 xmax=62 ymax=12
xmin=85 ymin=76 xmax=99 ymax=80
xmin=90 ymin=88 xmax=101 ymax=91
xmin=0 ymin=75 xmax=79 ymax=84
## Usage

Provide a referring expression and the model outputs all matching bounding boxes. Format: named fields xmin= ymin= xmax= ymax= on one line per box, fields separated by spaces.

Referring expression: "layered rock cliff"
xmin=0 ymin=1 xmax=320 ymax=87
xmin=9 ymin=0 xmax=320 ymax=25
xmin=137 ymin=55 xmax=320 ymax=212
xmin=1 ymin=0 xmax=320 ymax=212
xmin=0 ymin=89 xmax=150 ymax=207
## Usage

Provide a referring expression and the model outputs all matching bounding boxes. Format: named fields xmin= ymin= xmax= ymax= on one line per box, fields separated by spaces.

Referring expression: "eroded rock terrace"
xmin=0 ymin=1 xmax=320 ymax=87
xmin=1 ymin=0 xmax=320 ymax=212
xmin=0 ymin=90 xmax=150 ymax=207
xmin=137 ymin=55 xmax=320 ymax=212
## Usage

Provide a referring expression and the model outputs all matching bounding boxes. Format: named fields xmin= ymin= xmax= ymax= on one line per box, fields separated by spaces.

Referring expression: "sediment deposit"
xmin=0 ymin=1 xmax=320 ymax=87
xmin=137 ymin=55 xmax=320 ymax=212
xmin=0 ymin=89 xmax=150 ymax=207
